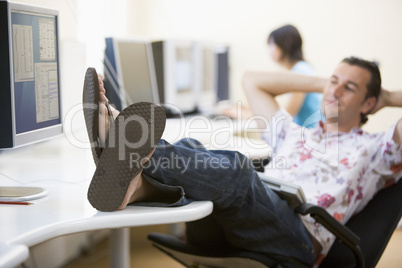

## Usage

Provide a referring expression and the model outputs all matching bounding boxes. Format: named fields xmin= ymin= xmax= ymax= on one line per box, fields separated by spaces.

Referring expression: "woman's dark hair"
xmin=268 ymin=24 xmax=304 ymax=62
xmin=341 ymin=56 xmax=382 ymax=125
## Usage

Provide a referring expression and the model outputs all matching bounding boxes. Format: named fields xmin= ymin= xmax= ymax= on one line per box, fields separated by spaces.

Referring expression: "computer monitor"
xmin=0 ymin=1 xmax=62 ymax=149
xmin=103 ymin=37 xmax=160 ymax=111
xmin=194 ymin=43 xmax=216 ymax=114
xmin=152 ymin=40 xmax=198 ymax=115
xmin=215 ymin=46 xmax=230 ymax=102
xmin=195 ymin=43 xmax=231 ymax=113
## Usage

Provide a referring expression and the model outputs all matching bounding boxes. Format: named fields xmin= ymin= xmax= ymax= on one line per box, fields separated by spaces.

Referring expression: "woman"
xmin=268 ymin=24 xmax=322 ymax=127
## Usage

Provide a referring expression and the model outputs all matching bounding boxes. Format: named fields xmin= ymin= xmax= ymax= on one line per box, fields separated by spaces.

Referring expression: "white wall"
xmin=124 ymin=0 xmax=402 ymax=132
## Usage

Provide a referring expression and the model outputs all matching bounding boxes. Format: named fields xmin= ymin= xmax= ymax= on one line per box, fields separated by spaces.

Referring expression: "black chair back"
xmin=320 ymin=178 xmax=402 ymax=268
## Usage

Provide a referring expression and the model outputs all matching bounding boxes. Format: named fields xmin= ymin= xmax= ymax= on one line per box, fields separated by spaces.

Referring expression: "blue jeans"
xmin=141 ymin=138 xmax=316 ymax=266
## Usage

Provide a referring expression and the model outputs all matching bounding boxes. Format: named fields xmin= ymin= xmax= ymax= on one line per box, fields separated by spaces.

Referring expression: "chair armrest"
xmin=295 ymin=203 xmax=364 ymax=268
xmin=259 ymin=173 xmax=307 ymax=209
xmin=263 ymin=176 xmax=365 ymax=267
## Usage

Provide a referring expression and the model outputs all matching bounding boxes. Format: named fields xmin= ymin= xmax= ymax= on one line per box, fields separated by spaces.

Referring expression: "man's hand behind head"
xmin=369 ymin=87 xmax=388 ymax=114
xmin=369 ymin=88 xmax=402 ymax=114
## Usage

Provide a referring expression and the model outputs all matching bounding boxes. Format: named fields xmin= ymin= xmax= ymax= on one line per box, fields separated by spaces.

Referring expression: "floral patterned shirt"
xmin=262 ymin=109 xmax=402 ymax=259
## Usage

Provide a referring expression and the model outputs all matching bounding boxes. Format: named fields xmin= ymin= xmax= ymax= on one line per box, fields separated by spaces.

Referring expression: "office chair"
xmin=148 ymin=178 xmax=402 ymax=268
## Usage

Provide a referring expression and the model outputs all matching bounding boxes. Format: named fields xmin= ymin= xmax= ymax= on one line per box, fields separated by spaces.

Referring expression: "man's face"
xmin=322 ymin=62 xmax=374 ymax=127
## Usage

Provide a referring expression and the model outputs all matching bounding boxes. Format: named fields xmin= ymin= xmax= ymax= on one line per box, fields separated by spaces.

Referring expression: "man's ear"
xmin=361 ymin=96 xmax=377 ymax=114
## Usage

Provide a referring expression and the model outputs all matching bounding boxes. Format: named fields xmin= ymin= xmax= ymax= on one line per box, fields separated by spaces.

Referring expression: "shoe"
xmin=87 ymin=102 xmax=166 ymax=211
xmin=82 ymin=67 xmax=114 ymax=166
xmin=83 ymin=67 xmax=166 ymax=211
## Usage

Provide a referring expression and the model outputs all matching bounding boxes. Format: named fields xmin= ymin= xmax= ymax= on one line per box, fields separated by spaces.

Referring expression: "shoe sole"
xmin=82 ymin=67 xmax=101 ymax=166
xmin=87 ymin=102 xmax=166 ymax=212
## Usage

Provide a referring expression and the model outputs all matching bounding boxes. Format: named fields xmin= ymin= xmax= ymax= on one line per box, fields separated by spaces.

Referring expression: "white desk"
xmin=0 ymin=187 xmax=211 ymax=268
xmin=163 ymin=116 xmax=271 ymax=159
xmin=0 ymin=132 xmax=213 ymax=268
xmin=0 ymin=242 xmax=28 ymax=268
xmin=0 ymin=117 xmax=269 ymax=268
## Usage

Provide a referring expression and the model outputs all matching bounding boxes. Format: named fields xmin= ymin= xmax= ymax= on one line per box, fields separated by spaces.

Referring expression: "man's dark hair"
xmin=342 ymin=56 xmax=382 ymax=125
xmin=268 ymin=24 xmax=304 ymax=63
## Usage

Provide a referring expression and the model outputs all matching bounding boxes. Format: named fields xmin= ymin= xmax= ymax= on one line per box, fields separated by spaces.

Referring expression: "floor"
xmin=63 ymin=224 xmax=181 ymax=268
xmin=64 ymin=225 xmax=402 ymax=268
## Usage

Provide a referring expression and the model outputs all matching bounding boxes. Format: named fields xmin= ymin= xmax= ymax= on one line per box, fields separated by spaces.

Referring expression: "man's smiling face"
xmin=322 ymin=62 xmax=375 ymax=130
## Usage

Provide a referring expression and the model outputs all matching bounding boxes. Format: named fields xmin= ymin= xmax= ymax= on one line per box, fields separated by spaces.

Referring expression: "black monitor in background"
xmin=103 ymin=37 xmax=160 ymax=112
xmin=196 ymin=44 xmax=230 ymax=114
xmin=0 ymin=1 xmax=62 ymax=149
xmin=215 ymin=46 xmax=230 ymax=102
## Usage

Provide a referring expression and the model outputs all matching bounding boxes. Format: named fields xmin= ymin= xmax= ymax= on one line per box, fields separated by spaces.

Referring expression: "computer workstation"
xmin=0 ymin=2 xmax=213 ymax=267
xmin=101 ymin=36 xmax=270 ymax=158
xmin=0 ymin=2 xmax=268 ymax=267
xmin=0 ymin=1 xmax=62 ymax=149
xmin=0 ymin=0 xmax=63 ymax=203
xmin=103 ymin=36 xmax=231 ymax=118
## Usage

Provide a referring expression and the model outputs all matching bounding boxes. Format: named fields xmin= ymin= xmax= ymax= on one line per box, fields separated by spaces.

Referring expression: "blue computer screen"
xmin=11 ymin=10 xmax=61 ymax=134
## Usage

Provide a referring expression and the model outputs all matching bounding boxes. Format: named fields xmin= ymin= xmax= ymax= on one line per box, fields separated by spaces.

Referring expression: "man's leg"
xmin=143 ymin=138 xmax=316 ymax=266
xmin=93 ymin=77 xmax=315 ymax=265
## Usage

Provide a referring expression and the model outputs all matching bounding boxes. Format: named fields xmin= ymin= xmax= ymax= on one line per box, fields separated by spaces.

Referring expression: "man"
xmin=242 ymin=56 xmax=402 ymax=263
xmin=83 ymin=57 xmax=401 ymax=267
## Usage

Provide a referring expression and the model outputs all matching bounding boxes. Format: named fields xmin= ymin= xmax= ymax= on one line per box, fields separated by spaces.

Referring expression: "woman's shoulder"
xmin=291 ymin=61 xmax=315 ymax=75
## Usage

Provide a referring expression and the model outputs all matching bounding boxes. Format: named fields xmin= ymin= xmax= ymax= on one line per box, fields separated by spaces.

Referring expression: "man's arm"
xmin=242 ymin=71 xmax=327 ymax=129
xmin=395 ymin=120 xmax=402 ymax=145
xmin=284 ymin=93 xmax=306 ymax=116
xmin=371 ymin=89 xmax=402 ymax=144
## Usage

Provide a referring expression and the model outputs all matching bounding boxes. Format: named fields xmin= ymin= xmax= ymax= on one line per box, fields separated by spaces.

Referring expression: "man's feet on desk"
xmin=82 ymin=67 xmax=166 ymax=212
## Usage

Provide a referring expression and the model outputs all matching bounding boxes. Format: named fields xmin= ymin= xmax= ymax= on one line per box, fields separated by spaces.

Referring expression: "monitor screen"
xmin=0 ymin=1 xmax=62 ymax=148
xmin=175 ymin=46 xmax=193 ymax=94
xmin=151 ymin=40 xmax=197 ymax=115
xmin=104 ymin=38 xmax=159 ymax=110
xmin=215 ymin=46 xmax=230 ymax=102
xmin=202 ymin=46 xmax=215 ymax=94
